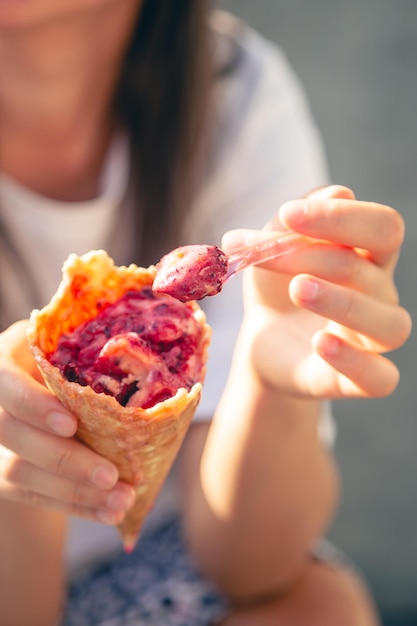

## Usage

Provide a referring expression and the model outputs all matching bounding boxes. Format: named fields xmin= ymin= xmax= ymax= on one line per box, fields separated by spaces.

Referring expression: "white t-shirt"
xmin=0 ymin=11 xmax=333 ymax=577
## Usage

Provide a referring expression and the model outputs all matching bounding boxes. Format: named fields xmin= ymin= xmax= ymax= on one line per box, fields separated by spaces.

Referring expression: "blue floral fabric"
xmin=62 ymin=516 xmax=229 ymax=626
xmin=62 ymin=514 xmax=353 ymax=626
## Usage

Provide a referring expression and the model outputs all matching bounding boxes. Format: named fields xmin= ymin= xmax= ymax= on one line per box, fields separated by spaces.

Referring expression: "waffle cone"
xmin=27 ymin=250 xmax=211 ymax=549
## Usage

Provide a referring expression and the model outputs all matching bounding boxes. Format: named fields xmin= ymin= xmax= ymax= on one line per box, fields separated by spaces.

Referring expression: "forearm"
xmin=0 ymin=501 xmax=66 ymax=626
xmin=180 ymin=336 xmax=339 ymax=602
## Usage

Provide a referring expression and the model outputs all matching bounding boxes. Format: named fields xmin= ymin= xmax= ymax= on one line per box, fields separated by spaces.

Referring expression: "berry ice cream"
xmin=49 ymin=288 xmax=206 ymax=410
xmin=153 ymin=245 xmax=228 ymax=302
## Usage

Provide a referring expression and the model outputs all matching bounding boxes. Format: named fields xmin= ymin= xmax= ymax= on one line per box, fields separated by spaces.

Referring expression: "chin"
xmin=0 ymin=0 xmax=113 ymax=30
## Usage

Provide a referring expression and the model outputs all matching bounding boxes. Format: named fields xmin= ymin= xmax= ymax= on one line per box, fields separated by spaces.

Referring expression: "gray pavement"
xmin=221 ymin=1 xmax=417 ymax=622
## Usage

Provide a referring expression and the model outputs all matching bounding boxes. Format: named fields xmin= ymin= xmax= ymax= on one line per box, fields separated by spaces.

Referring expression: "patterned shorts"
xmin=62 ymin=516 xmax=353 ymax=626
xmin=62 ymin=516 xmax=229 ymax=626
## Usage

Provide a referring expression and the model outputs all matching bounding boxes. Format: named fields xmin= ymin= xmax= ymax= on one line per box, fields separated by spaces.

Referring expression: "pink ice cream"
xmin=49 ymin=288 xmax=206 ymax=409
xmin=152 ymin=245 xmax=228 ymax=302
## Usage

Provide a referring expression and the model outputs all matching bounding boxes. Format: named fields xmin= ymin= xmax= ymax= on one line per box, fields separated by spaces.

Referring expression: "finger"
xmin=221 ymin=189 xmax=357 ymax=260
xmin=222 ymin=225 xmax=397 ymax=305
xmin=1 ymin=320 xmax=40 ymax=375
xmin=0 ymin=321 xmax=77 ymax=437
xmin=0 ymin=364 xmax=77 ymax=437
xmin=0 ymin=411 xmax=119 ymax=489
xmin=312 ymin=331 xmax=400 ymax=397
xmin=259 ymin=241 xmax=396 ymax=303
xmin=0 ymin=449 xmax=135 ymax=521
xmin=278 ymin=197 xmax=404 ymax=266
xmin=0 ymin=481 xmax=127 ymax=525
xmin=289 ymin=274 xmax=412 ymax=352
xmin=260 ymin=185 xmax=356 ymax=234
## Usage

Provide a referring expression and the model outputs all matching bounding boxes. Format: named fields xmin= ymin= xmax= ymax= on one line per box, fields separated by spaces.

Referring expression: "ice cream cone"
xmin=27 ymin=250 xmax=211 ymax=549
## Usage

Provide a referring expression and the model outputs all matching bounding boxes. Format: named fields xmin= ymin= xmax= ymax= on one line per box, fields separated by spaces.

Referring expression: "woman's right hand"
xmin=0 ymin=320 xmax=135 ymax=523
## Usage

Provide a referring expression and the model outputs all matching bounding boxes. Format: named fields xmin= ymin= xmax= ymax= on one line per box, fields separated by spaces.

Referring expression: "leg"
xmin=0 ymin=501 xmax=66 ymax=626
xmin=216 ymin=559 xmax=380 ymax=626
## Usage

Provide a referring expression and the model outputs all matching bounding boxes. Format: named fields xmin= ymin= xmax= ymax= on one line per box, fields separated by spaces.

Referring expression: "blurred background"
xmin=219 ymin=1 xmax=417 ymax=624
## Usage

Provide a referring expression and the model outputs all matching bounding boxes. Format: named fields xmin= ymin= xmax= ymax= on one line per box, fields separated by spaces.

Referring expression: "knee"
xmin=217 ymin=559 xmax=380 ymax=626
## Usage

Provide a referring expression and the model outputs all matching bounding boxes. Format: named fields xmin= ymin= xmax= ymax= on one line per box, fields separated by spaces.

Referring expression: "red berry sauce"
xmin=50 ymin=288 xmax=205 ymax=409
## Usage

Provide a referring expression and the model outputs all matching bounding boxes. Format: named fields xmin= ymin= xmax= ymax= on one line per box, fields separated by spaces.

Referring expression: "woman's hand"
xmin=221 ymin=185 xmax=412 ymax=399
xmin=0 ymin=320 xmax=135 ymax=522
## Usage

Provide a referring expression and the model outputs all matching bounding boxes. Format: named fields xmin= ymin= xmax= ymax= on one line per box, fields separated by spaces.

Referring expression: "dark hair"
xmin=0 ymin=1 xmax=239 ymax=329
xmin=115 ymin=0 xmax=212 ymax=265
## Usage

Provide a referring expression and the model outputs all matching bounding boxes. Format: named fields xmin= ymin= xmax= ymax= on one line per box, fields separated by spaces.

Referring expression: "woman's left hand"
xmin=221 ymin=185 xmax=412 ymax=399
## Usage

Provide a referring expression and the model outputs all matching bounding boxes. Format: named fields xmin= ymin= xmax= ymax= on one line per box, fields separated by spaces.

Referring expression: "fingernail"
xmin=46 ymin=412 xmax=76 ymax=436
xmin=107 ymin=488 xmax=135 ymax=512
xmin=279 ymin=200 xmax=307 ymax=227
xmin=96 ymin=510 xmax=121 ymax=525
xmin=292 ymin=277 xmax=320 ymax=303
xmin=91 ymin=464 xmax=118 ymax=489
xmin=316 ymin=333 xmax=342 ymax=357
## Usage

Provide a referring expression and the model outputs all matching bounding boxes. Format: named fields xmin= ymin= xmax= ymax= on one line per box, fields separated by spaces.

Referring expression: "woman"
xmin=0 ymin=1 xmax=411 ymax=625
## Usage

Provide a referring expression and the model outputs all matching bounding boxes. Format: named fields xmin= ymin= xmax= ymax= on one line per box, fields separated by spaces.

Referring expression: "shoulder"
xmin=209 ymin=10 xmax=308 ymax=121
xmin=206 ymin=10 xmax=328 ymax=181
xmin=186 ymin=11 xmax=328 ymax=241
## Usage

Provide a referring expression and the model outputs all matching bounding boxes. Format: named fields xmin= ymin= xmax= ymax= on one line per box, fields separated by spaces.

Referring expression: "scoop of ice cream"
xmin=152 ymin=245 xmax=228 ymax=302
xmin=49 ymin=287 xmax=205 ymax=409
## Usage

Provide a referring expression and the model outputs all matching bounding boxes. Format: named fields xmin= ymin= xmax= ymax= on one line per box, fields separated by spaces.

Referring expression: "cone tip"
xmin=124 ymin=543 xmax=135 ymax=554
xmin=122 ymin=533 xmax=140 ymax=553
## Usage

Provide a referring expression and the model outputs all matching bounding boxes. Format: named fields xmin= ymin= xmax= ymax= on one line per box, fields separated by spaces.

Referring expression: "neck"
xmin=0 ymin=2 xmax=140 ymax=200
